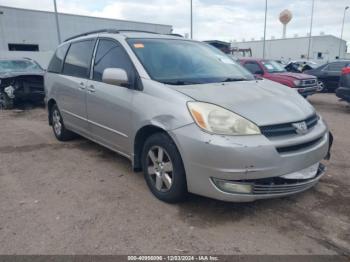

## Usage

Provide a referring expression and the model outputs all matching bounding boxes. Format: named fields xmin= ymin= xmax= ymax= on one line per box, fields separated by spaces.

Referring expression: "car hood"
xmin=172 ymin=79 xmax=315 ymax=126
xmin=271 ymin=72 xmax=316 ymax=80
xmin=0 ymin=71 xmax=44 ymax=79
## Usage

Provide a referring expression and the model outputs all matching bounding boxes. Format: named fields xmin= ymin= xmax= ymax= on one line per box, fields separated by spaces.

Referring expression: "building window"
xmin=317 ymin=52 xmax=323 ymax=59
xmin=8 ymin=44 xmax=39 ymax=51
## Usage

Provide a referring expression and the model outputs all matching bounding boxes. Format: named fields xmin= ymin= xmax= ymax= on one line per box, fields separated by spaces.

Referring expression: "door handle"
xmin=87 ymin=85 xmax=96 ymax=93
xmin=79 ymin=82 xmax=86 ymax=90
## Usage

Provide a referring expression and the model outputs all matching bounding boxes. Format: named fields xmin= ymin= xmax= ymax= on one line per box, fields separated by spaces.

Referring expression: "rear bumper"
xmin=170 ymin=120 xmax=329 ymax=202
xmin=336 ymin=87 xmax=350 ymax=103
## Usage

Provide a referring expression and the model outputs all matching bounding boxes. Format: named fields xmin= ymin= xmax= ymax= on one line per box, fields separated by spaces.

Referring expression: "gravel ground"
xmin=0 ymin=94 xmax=349 ymax=255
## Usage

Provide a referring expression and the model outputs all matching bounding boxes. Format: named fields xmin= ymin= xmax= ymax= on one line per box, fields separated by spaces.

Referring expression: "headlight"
xmin=187 ymin=102 xmax=261 ymax=135
xmin=293 ymin=80 xmax=301 ymax=86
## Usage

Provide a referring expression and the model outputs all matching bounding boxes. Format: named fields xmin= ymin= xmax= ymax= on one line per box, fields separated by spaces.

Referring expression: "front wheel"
xmin=50 ymin=104 xmax=75 ymax=141
xmin=0 ymin=91 xmax=14 ymax=109
xmin=142 ymin=133 xmax=187 ymax=203
xmin=317 ymin=80 xmax=327 ymax=93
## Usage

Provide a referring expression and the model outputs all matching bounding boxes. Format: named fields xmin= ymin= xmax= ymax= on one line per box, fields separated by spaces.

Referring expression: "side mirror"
xmin=102 ymin=68 xmax=129 ymax=86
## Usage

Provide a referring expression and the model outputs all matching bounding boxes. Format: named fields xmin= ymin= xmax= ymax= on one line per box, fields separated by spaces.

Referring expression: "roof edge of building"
xmin=234 ymin=34 xmax=346 ymax=44
xmin=0 ymin=5 xmax=172 ymax=28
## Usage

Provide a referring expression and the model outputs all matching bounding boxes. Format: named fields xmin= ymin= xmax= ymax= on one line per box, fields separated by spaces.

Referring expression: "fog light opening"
xmin=212 ymin=178 xmax=252 ymax=194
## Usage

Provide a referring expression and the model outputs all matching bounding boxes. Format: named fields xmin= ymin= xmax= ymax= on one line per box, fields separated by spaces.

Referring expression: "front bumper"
xmin=296 ymin=85 xmax=318 ymax=97
xmin=209 ymin=163 xmax=326 ymax=202
xmin=170 ymin=120 xmax=330 ymax=202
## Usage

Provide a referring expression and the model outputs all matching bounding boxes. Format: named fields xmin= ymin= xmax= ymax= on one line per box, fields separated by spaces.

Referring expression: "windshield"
xmin=261 ymin=60 xmax=286 ymax=73
xmin=127 ymin=38 xmax=254 ymax=85
xmin=0 ymin=60 xmax=42 ymax=73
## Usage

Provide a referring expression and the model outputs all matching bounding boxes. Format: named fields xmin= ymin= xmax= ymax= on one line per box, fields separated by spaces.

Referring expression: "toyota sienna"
xmin=45 ymin=30 xmax=332 ymax=203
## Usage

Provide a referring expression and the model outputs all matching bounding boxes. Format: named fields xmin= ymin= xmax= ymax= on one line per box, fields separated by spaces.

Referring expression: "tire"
xmin=50 ymin=104 xmax=75 ymax=141
xmin=317 ymin=80 xmax=327 ymax=93
xmin=141 ymin=132 xmax=187 ymax=203
xmin=0 ymin=91 xmax=14 ymax=109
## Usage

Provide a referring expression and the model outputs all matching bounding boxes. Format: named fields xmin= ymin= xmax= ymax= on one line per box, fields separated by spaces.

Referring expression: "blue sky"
xmin=0 ymin=0 xmax=349 ymax=46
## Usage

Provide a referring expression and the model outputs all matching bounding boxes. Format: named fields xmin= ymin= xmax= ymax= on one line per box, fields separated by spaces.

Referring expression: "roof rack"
xmin=64 ymin=29 xmax=160 ymax=42
xmin=64 ymin=29 xmax=118 ymax=42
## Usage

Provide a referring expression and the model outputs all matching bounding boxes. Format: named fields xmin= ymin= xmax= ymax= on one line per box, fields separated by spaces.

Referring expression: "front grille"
xmin=301 ymin=79 xmax=317 ymax=86
xmin=276 ymin=136 xmax=323 ymax=153
xmin=260 ymin=114 xmax=319 ymax=137
xmin=251 ymin=164 xmax=325 ymax=195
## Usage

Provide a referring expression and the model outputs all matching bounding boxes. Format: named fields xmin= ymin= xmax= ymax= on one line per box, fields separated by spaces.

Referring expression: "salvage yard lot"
xmin=0 ymin=94 xmax=349 ymax=255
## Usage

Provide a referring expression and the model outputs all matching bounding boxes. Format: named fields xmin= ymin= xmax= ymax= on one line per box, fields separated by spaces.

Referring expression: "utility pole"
xmin=190 ymin=0 xmax=193 ymax=39
xmin=307 ymin=0 xmax=315 ymax=60
xmin=262 ymin=0 xmax=267 ymax=59
xmin=339 ymin=6 xmax=349 ymax=59
xmin=53 ymin=0 xmax=62 ymax=44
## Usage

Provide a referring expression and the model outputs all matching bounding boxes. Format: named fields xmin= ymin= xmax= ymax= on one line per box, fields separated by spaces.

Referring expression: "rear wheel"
xmin=50 ymin=104 xmax=75 ymax=141
xmin=142 ymin=133 xmax=187 ymax=203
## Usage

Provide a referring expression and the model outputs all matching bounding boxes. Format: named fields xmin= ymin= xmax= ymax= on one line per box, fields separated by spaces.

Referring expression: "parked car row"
xmin=0 ymin=52 xmax=348 ymax=110
xmin=239 ymin=58 xmax=319 ymax=97
xmin=238 ymin=57 xmax=350 ymax=96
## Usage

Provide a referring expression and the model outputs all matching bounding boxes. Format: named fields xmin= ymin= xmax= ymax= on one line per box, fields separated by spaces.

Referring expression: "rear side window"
xmin=327 ymin=62 xmax=347 ymax=72
xmin=93 ymin=39 xmax=135 ymax=84
xmin=63 ymin=40 xmax=95 ymax=78
xmin=47 ymin=44 xmax=69 ymax=73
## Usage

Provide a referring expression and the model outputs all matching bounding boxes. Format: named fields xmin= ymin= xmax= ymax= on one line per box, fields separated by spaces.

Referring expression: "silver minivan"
xmin=45 ymin=30 xmax=332 ymax=203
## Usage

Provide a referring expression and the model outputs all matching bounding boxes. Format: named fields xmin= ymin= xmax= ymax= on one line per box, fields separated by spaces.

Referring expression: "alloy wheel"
xmin=318 ymin=81 xmax=325 ymax=92
xmin=52 ymin=109 xmax=62 ymax=136
xmin=147 ymin=146 xmax=174 ymax=192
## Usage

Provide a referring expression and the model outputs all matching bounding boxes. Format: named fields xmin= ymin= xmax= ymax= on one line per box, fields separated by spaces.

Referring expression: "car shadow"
xmin=175 ymin=192 xmax=299 ymax=228
xmin=0 ymin=101 xmax=45 ymax=111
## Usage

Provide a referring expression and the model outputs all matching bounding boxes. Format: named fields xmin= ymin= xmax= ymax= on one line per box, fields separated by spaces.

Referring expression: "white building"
xmin=232 ymin=35 xmax=348 ymax=63
xmin=0 ymin=5 xmax=172 ymax=67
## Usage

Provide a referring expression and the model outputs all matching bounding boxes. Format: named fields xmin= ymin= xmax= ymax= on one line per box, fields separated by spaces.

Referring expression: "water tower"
xmin=279 ymin=9 xmax=293 ymax=38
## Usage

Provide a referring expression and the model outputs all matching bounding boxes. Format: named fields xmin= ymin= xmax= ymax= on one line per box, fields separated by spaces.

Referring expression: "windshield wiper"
xmin=162 ymin=80 xmax=200 ymax=85
xmin=220 ymin=77 xmax=248 ymax=82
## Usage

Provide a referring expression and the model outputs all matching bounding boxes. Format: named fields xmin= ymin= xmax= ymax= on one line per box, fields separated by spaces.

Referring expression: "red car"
xmin=240 ymin=58 xmax=319 ymax=97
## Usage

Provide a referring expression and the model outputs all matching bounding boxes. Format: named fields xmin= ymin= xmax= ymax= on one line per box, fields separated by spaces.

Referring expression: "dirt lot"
xmin=0 ymin=94 xmax=349 ymax=255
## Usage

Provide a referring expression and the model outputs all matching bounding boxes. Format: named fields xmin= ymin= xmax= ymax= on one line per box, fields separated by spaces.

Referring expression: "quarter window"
xmin=93 ymin=39 xmax=135 ymax=85
xmin=47 ymin=44 xmax=69 ymax=73
xmin=63 ymin=40 xmax=95 ymax=78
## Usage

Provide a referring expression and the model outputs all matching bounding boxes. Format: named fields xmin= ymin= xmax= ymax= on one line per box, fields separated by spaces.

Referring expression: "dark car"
xmin=336 ymin=67 xmax=350 ymax=103
xmin=304 ymin=60 xmax=350 ymax=92
xmin=0 ymin=58 xmax=44 ymax=109
xmin=240 ymin=58 xmax=318 ymax=97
